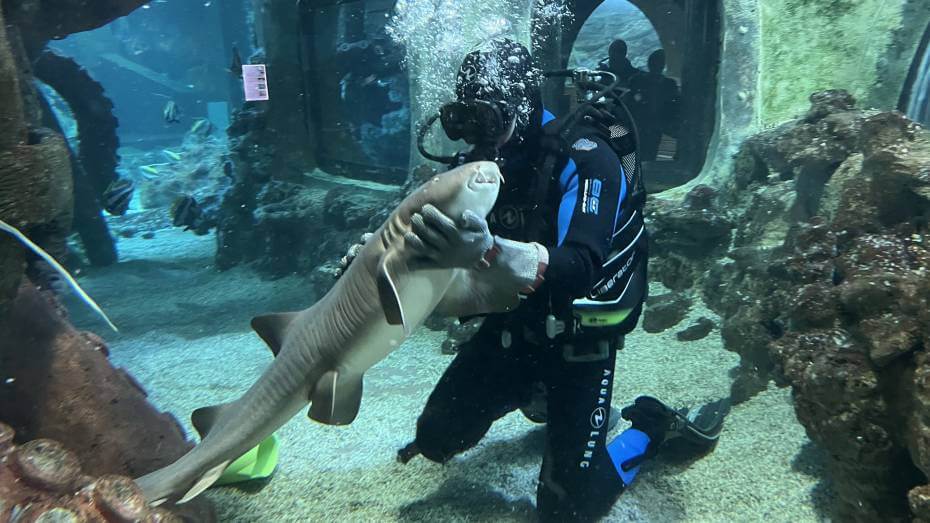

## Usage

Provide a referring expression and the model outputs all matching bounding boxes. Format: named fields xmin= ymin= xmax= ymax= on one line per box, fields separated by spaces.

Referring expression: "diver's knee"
xmin=413 ymin=405 xmax=493 ymax=464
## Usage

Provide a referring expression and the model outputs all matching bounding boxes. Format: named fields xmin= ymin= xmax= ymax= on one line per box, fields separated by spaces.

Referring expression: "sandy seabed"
xmin=67 ymin=226 xmax=832 ymax=522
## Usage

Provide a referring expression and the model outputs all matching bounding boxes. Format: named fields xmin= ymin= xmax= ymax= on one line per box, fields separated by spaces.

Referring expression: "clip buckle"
xmin=545 ymin=314 xmax=566 ymax=339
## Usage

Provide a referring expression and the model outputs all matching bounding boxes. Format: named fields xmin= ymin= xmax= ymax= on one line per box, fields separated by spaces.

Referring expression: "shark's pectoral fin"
xmin=308 ymin=370 xmax=363 ymax=426
xmin=251 ymin=312 xmax=299 ymax=356
xmin=191 ymin=402 xmax=234 ymax=439
xmin=376 ymin=250 xmax=410 ymax=335
xmin=177 ymin=459 xmax=231 ymax=504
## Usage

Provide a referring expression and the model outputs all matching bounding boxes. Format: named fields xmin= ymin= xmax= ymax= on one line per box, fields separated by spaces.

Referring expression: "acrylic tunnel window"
xmin=548 ymin=0 xmax=720 ymax=192
xmin=902 ymin=22 xmax=930 ymax=126
xmin=298 ymin=0 xmax=411 ymax=184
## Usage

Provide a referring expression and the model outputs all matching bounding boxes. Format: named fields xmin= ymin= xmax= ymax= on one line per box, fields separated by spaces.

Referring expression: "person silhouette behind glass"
xmin=627 ymin=50 xmax=681 ymax=161
xmin=597 ymin=39 xmax=642 ymax=88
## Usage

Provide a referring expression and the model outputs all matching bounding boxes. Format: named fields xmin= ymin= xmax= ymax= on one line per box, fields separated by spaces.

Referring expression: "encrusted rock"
xmin=0 ymin=282 xmax=215 ymax=521
xmin=909 ymin=484 xmax=930 ymax=523
xmin=803 ymin=89 xmax=857 ymax=122
xmin=0 ymin=422 xmax=186 ymax=522
xmin=682 ymin=184 xmax=717 ymax=210
xmin=787 ymin=283 xmax=837 ymax=330
xmin=675 ymin=317 xmax=715 ymax=341
xmin=859 ymin=315 xmax=921 ymax=367
xmin=323 ymin=187 xmax=384 ymax=229
xmin=646 ymin=197 xmax=732 ymax=259
xmin=642 ymin=293 xmax=692 ymax=333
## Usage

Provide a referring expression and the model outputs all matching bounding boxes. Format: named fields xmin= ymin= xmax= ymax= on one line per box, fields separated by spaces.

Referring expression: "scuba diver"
xmin=341 ymin=39 xmax=730 ymax=522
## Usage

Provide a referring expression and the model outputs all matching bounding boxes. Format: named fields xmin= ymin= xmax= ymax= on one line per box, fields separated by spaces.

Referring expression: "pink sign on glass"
xmin=242 ymin=64 xmax=269 ymax=101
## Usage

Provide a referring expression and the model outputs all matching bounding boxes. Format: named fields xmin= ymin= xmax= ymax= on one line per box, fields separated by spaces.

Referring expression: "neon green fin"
xmin=213 ymin=433 xmax=280 ymax=486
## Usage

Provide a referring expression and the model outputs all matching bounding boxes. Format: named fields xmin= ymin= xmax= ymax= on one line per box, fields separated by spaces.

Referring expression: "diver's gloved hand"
xmin=334 ymin=232 xmax=374 ymax=279
xmin=405 ymin=204 xmax=493 ymax=270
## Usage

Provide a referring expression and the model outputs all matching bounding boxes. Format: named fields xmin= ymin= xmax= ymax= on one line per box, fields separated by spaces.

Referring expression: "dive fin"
xmin=191 ymin=402 xmax=234 ymax=439
xmin=308 ymin=370 xmax=364 ymax=425
xmin=178 ymin=459 xmax=231 ymax=504
xmin=251 ymin=312 xmax=299 ymax=356
xmin=376 ymin=251 xmax=409 ymax=334
xmin=214 ymin=434 xmax=280 ymax=486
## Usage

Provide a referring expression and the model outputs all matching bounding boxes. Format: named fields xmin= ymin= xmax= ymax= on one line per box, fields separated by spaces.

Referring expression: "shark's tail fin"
xmin=136 ymin=454 xmax=231 ymax=506
xmin=135 ymin=402 xmax=237 ymax=505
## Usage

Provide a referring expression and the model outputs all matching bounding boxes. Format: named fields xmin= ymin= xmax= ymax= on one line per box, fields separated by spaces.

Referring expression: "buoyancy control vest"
xmin=487 ymin=108 xmax=649 ymax=333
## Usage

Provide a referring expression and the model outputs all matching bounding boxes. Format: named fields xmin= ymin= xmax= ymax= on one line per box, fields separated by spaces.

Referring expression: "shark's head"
xmin=417 ymin=161 xmax=502 ymax=221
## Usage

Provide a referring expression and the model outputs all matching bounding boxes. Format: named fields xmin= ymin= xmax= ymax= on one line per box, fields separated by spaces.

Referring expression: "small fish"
xmin=163 ymin=149 xmax=183 ymax=161
xmin=163 ymin=100 xmax=181 ymax=124
xmin=103 ymin=178 xmax=134 ymax=216
xmin=190 ymin=119 xmax=213 ymax=135
xmin=171 ymin=195 xmax=203 ymax=230
xmin=222 ymin=160 xmax=234 ymax=179
xmin=140 ymin=165 xmax=160 ymax=178
xmin=228 ymin=45 xmax=243 ymax=78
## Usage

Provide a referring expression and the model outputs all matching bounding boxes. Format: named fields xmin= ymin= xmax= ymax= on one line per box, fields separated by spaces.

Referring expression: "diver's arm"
xmin=538 ymin=134 xmax=626 ymax=298
xmin=407 ymin=135 xmax=625 ymax=297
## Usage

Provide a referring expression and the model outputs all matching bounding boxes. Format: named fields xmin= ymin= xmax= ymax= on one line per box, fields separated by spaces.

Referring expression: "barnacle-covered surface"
xmin=0 ymin=422 xmax=186 ymax=522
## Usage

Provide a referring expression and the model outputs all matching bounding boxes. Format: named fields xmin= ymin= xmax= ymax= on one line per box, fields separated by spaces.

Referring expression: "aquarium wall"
xmin=759 ymin=0 xmax=930 ymax=127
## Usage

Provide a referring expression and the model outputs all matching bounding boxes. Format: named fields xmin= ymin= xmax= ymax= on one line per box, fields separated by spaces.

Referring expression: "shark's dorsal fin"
xmin=177 ymin=459 xmax=231 ymax=504
xmin=251 ymin=312 xmax=299 ymax=356
xmin=191 ymin=402 xmax=233 ymax=439
xmin=308 ymin=370 xmax=364 ymax=425
xmin=376 ymin=250 xmax=410 ymax=335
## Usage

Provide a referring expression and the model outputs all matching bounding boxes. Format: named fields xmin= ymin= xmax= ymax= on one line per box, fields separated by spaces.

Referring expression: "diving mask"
xmin=439 ymin=99 xmax=512 ymax=145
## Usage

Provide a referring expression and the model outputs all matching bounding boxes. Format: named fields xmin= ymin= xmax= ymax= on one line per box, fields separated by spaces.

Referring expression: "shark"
xmin=136 ymin=161 xmax=524 ymax=505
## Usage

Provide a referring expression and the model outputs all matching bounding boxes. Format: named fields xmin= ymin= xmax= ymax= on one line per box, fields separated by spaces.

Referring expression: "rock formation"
xmin=647 ymin=90 xmax=930 ymax=520
xmin=0 ymin=5 xmax=72 ymax=316
xmin=0 ymin=282 xmax=215 ymax=521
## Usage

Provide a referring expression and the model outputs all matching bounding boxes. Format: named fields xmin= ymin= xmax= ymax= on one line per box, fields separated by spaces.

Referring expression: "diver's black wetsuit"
xmin=412 ymin=112 xmax=648 ymax=522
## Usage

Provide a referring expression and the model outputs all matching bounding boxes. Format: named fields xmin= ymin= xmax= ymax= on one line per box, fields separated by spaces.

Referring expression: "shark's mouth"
xmin=467 ymin=164 xmax=503 ymax=191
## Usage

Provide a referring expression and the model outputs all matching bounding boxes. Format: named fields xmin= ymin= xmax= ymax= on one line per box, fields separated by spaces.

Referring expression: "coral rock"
xmin=642 ymin=293 xmax=692 ymax=333
xmin=675 ymin=317 xmax=715 ymax=341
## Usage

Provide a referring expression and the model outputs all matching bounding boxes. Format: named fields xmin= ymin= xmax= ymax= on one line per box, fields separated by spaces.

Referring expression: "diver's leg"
xmin=403 ymin=322 xmax=534 ymax=464
xmin=536 ymin=331 xmax=625 ymax=522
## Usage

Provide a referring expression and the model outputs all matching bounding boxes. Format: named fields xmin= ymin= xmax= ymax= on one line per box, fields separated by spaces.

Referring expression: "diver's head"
xmin=439 ymin=38 xmax=542 ymax=150
xmin=609 ymin=39 xmax=629 ymax=64
xmin=647 ymin=49 xmax=666 ymax=74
